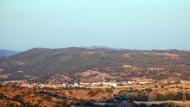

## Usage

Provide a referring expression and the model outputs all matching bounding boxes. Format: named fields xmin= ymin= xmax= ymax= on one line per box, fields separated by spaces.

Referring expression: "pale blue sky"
xmin=0 ymin=0 xmax=190 ymax=51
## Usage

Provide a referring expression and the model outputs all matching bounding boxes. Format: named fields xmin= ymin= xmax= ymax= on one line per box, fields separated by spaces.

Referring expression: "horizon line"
xmin=1 ymin=46 xmax=190 ymax=52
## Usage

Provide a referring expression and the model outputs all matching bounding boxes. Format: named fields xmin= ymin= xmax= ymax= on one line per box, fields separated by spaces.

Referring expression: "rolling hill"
xmin=0 ymin=47 xmax=190 ymax=83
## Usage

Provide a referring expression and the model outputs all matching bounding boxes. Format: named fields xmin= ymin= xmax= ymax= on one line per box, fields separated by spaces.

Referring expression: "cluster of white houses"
xmin=0 ymin=80 xmax=151 ymax=89
xmin=2 ymin=79 xmax=190 ymax=89
xmin=26 ymin=81 xmax=137 ymax=88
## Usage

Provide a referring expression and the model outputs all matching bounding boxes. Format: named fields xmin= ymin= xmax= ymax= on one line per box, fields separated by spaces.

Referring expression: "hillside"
xmin=1 ymin=84 xmax=190 ymax=107
xmin=0 ymin=47 xmax=190 ymax=83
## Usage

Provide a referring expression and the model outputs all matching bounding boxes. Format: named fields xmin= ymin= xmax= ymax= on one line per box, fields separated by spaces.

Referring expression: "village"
xmin=0 ymin=80 xmax=152 ymax=89
xmin=2 ymin=79 xmax=190 ymax=94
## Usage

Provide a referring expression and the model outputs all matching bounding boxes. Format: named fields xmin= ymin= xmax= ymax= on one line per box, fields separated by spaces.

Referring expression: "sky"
xmin=0 ymin=0 xmax=190 ymax=51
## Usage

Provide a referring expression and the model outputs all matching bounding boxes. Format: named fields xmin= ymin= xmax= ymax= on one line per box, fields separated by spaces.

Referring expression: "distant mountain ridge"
xmin=0 ymin=49 xmax=19 ymax=57
xmin=0 ymin=47 xmax=190 ymax=83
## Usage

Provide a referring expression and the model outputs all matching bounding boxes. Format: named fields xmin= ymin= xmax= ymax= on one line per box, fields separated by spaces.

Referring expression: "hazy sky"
xmin=0 ymin=0 xmax=190 ymax=51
